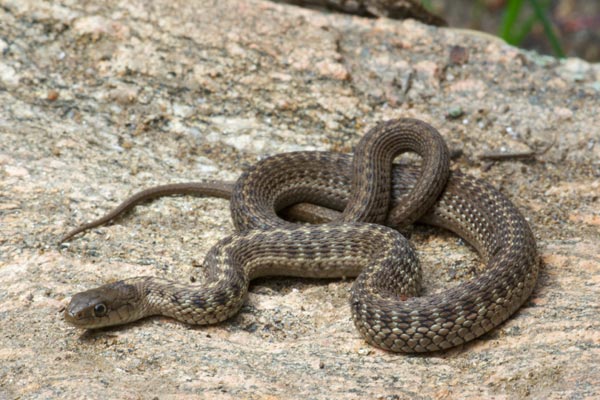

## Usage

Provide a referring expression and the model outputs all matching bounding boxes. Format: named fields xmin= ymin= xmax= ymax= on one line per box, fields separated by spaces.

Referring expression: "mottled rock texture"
xmin=1 ymin=0 xmax=599 ymax=399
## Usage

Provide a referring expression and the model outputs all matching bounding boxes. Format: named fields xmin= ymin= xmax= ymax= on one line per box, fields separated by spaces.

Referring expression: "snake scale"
xmin=62 ymin=118 xmax=538 ymax=353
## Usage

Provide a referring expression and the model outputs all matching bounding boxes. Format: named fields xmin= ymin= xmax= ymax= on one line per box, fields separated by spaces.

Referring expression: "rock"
xmin=0 ymin=0 xmax=598 ymax=399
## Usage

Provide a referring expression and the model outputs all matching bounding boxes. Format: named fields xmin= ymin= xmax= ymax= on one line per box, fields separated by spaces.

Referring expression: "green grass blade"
xmin=511 ymin=0 xmax=551 ymax=44
xmin=500 ymin=0 xmax=526 ymax=43
xmin=528 ymin=0 xmax=565 ymax=57
xmin=421 ymin=0 xmax=432 ymax=11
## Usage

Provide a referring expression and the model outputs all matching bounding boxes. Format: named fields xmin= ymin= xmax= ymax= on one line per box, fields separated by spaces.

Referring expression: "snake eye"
xmin=94 ymin=303 xmax=107 ymax=317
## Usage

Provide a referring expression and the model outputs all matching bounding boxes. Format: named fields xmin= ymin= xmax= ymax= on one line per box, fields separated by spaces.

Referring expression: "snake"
xmin=62 ymin=118 xmax=539 ymax=353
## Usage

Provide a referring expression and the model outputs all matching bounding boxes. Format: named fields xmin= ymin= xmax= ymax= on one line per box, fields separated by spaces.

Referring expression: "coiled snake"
xmin=62 ymin=118 xmax=538 ymax=353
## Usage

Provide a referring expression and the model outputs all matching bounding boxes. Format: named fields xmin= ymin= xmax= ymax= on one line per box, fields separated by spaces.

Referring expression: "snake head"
xmin=64 ymin=279 xmax=146 ymax=329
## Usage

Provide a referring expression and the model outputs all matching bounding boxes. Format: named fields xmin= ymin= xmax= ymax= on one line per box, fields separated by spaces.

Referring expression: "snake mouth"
xmin=64 ymin=305 xmax=119 ymax=329
xmin=64 ymin=307 xmax=95 ymax=328
xmin=64 ymin=279 xmax=146 ymax=329
xmin=64 ymin=292 xmax=113 ymax=329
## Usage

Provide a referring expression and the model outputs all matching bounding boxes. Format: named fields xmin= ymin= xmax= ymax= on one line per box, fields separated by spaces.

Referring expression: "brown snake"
xmin=62 ymin=118 xmax=538 ymax=353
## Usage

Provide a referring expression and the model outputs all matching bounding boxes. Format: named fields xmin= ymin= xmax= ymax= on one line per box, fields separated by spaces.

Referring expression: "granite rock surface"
xmin=1 ymin=0 xmax=599 ymax=398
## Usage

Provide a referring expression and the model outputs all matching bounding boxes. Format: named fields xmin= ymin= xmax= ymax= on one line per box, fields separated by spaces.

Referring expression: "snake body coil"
xmin=63 ymin=119 xmax=538 ymax=353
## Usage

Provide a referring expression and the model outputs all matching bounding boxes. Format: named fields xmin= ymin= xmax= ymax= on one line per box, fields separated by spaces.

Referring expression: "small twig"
xmin=479 ymin=150 xmax=538 ymax=162
xmin=478 ymin=132 xmax=557 ymax=162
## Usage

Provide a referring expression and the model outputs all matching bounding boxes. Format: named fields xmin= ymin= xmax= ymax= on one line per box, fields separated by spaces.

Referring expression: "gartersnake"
xmin=62 ymin=119 xmax=538 ymax=353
